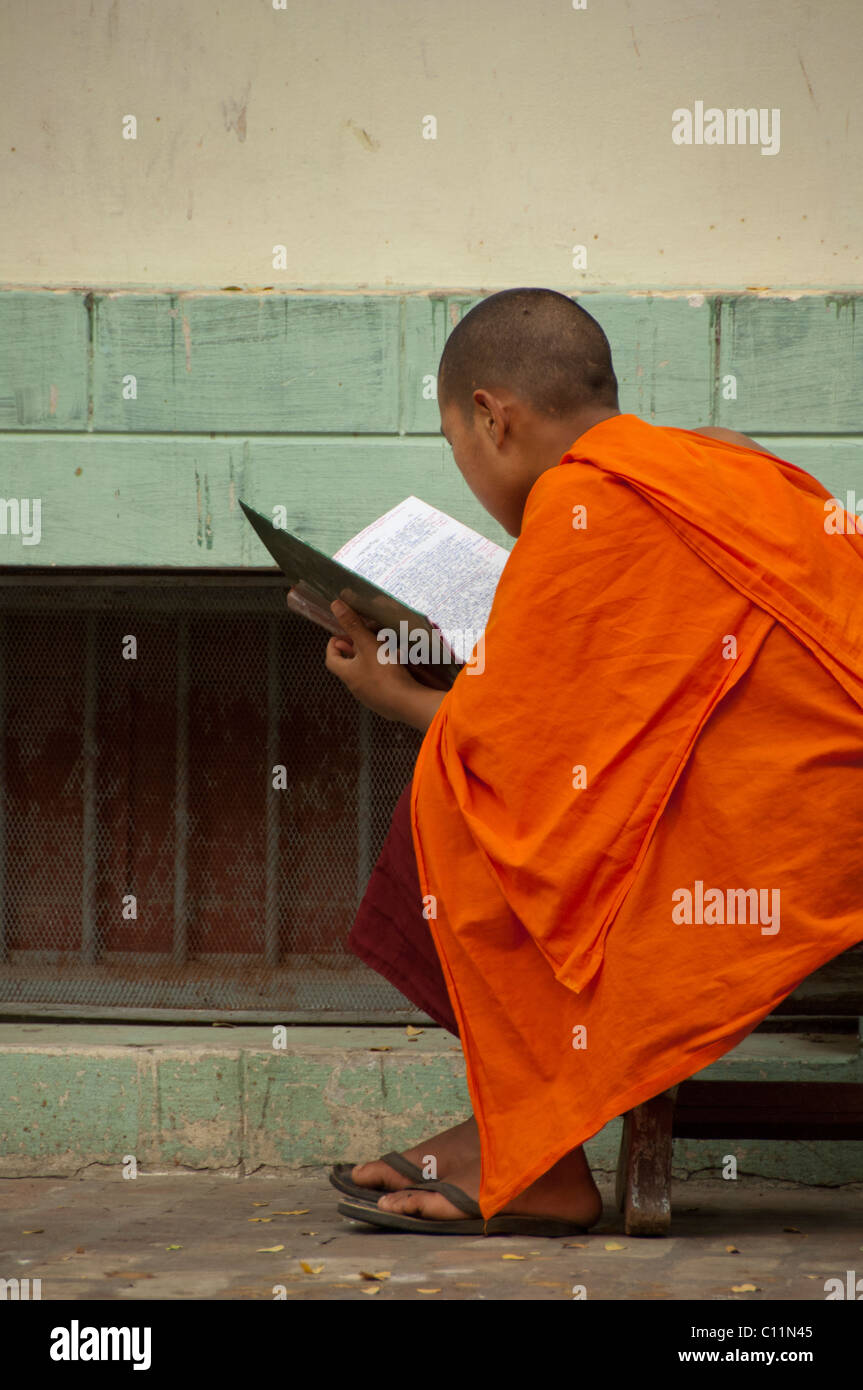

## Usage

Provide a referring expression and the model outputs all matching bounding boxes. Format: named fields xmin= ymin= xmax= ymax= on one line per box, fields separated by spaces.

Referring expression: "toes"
xmin=377 ymin=1190 xmax=462 ymax=1221
xmin=377 ymin=1191 xmax=422 ymax=1213
xmin=350 ymin=1161 xmax=410 ymax=1191
xmin=351 ymin=1161 xmax=389 ymax=1183
xmin=377 ymin=1190 xmax=419 ymax=1211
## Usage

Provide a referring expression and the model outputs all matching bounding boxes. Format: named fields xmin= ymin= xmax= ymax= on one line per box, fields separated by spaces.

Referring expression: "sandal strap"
xmin=405 ymin=1177 xmax=483 ymax=1218
xmin=378 ymin=1151 xmax=426 ymax=1182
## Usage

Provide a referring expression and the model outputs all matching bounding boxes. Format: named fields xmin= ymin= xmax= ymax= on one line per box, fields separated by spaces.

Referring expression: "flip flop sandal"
xmin=336 ymin=1179 xmax=590 ymax=1237
xmin=329 ymin=1150 xmax=429 ymax=1201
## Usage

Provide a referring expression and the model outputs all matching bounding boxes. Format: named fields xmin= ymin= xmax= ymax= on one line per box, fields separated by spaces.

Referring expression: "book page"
xmin=334 ymin=497 xmax=510 ymax=661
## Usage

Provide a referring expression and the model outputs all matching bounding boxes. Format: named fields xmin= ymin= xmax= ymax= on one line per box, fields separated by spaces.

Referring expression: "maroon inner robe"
xmin=347 ymin=783 xmax=460 ymax=1037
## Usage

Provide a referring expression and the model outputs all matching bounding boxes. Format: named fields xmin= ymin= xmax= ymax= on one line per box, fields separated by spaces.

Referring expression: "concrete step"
xmin=0 ymin=1023 xmax=861 ymax=1183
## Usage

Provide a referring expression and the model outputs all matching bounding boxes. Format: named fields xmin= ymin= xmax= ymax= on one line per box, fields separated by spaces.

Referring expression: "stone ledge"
xmin=0 ymin=1024 xmax=860 ymax=1184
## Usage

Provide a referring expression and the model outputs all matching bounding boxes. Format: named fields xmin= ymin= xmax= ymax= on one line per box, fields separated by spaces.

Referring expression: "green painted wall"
xmin=0 ymin=290 xmax=860 ymax=567
xmin=2 ymin=1024 xmax=861 ymax=1182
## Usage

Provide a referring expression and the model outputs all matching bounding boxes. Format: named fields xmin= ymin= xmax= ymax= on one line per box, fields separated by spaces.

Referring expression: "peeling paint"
xmin=195 ymin=468 xmax=203 ymax=548
xmin=825 ymin=295 xmax=857 ymax=325
xmin=346 ymin=119 xmax=380 ymax=153
xmin=205 ymin=473 xmax=213 ymax=549
xmin=2 ymin=1030 xmax=859 ymax=1181
xmin=5 ymin=286 xmax=841 ymax=303
xmin=221 ymin=84 xmax=250 ymax=143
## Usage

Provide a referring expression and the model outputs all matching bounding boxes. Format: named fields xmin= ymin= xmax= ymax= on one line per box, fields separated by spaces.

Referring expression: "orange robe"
xmin=409 ymin=413 xmax=863 ymax=1217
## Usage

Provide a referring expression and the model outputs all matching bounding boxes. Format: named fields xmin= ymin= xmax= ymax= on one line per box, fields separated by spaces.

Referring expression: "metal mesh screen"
xmin=0 ymin=578 xmax=425 ymax=1019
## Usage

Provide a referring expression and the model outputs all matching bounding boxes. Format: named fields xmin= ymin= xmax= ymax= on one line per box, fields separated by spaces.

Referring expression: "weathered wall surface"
xmin=0 ymin=0 xmax=859 ymax=289
xmin=0 ymin=290 xmax=860 ymax=565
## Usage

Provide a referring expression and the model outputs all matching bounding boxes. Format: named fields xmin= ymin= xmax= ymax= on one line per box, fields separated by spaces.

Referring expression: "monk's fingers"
xmin=324 ymin=635 xmax=356 ymax=671
xmin=330 ymin=599 xmax=377 ymax=648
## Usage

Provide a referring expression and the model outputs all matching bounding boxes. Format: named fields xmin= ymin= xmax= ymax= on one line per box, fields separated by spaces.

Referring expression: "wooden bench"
xmin=615 ymin=944 xmax=863 ymax=1235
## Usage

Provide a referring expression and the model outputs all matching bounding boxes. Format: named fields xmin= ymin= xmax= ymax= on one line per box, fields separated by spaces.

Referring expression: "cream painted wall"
xmin=0 ymin=0 xmax=859 ymax=289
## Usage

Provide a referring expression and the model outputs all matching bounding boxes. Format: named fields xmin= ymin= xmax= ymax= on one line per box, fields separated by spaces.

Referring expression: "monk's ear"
xmin=473 ymin=390 xmax=507 ymax=444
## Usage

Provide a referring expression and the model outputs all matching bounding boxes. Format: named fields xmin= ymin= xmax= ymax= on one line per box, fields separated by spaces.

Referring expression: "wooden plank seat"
xmin=615 ymin=944 xmax=863 ymax=1235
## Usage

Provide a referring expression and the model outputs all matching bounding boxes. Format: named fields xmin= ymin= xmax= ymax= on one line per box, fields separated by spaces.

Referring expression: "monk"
xmin=322 ymin=287 xmax=863 ymax=1236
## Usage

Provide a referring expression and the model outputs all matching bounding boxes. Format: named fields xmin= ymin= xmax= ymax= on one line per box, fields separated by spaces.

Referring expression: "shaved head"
xmin=435 ymin=288 xmax=622 ymax=537
xmin=438 ymin=288 xmax=619 ymax=423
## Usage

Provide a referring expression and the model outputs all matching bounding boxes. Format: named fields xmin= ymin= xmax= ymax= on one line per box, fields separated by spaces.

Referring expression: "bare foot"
xmin=376 ymin=1144 xmax=603 ymax=1229
xmin=349 ymin=1116 xmax=479 ymax=1194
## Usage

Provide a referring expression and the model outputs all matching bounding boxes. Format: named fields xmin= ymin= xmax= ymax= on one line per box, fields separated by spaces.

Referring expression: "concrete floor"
xmin=2 ymin=1171 xmax=861 ymax=1301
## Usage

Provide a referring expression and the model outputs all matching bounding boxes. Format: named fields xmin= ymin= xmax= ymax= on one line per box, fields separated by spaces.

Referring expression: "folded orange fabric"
xmin=410 ymin=413 xmax=863 ymax=1216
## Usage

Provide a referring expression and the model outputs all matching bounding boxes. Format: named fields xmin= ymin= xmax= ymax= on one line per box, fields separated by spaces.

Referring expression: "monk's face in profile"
xmin=439 ymin=385 xmax=608 ymax=538
xmin=438 ymin=390 xmax=540 ymax=538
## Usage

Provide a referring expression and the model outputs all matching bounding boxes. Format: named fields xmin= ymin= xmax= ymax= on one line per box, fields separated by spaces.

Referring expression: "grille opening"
xmin=0 ymin=579 xmax=424 ymax=1019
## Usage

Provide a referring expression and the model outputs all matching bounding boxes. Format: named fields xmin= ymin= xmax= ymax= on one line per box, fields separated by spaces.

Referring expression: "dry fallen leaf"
xmin=783 ymin=1226 xmax=802 ymax=1234
xmin=564 ymin=1241 xmax=588 ymax=1248
xmin=362 ymin=1285 xmax=381 ymax=1295
xmin=405 ymin=1026 xmax=424 ymax=1037
xmin=249 ymin=1217 xmax=273 ymax=1223
xmin=272 ymin=1209 xmax=309 ymax=1216
xmin=604 ymin=1241 xmax=625 ymax=1251
xmin=21 ymin=1229 xmax=44 ymax=1235
xmin=75 ymin=1246 xmax=85 ymax=1255
xmin=369 ymin=1046 xmax=392 ymax=1052
xmin=359 ymin=1270 xmax=391 ymax=1281
xmin=731 ymin=1283 xmax=759 ymax=1293
xmin=502 ymin=1253 xmax=525 ymax=1260
xmin=725 ymin=1245 xmax=740 ymax=1253
xmin=417 ymin=1288 xmax=441 ymax=1294
xmin=251 ymin=1202 xmax=269 ymax=1208
xmin=300 ymin=1260 xmax=323 ymax=1274
xmin=257 ymin=1245 xmax=285 ymax=1253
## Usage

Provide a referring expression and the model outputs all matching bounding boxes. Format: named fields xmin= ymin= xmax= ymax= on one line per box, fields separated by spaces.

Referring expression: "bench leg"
xmin=615 ymin=1085 xmax=679 ymax=1236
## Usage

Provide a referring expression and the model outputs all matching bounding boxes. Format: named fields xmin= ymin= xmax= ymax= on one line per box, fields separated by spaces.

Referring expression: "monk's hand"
xmin=325 ymin=599 xmax=439 ymax=726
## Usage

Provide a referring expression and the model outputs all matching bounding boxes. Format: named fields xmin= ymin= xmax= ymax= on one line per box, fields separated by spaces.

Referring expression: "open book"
xmin=239 ymin=496 xmax=511 ymax=687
